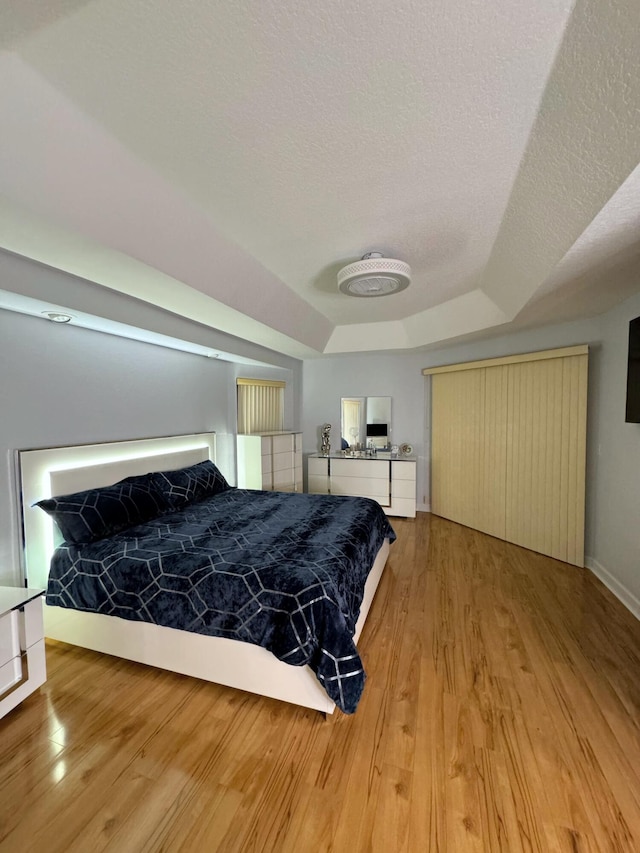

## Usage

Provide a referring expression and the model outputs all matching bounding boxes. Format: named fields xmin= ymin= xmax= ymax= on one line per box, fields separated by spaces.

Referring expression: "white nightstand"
xmin=0 ymin=587 xmax=46 ymax=720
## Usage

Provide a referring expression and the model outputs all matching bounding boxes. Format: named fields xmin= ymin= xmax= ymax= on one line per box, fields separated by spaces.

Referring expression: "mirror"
xmin=341 ymin=396 xmax=391 ymax=449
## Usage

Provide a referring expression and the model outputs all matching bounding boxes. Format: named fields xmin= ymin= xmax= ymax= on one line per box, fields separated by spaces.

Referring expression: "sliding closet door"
xmin=431 ymin=366 xmax=508 ymax=539
xmin=431 ymin=368 xmax=485 ymax=531
xmin=427 ymin=346 xmax=588 ymax=567
xmin=505 ymin=353 xmax=587 ymax=566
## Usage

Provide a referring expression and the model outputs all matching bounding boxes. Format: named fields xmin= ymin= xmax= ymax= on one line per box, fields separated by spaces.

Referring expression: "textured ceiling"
xmin=0 ymin=0 xmax=639 ymax=357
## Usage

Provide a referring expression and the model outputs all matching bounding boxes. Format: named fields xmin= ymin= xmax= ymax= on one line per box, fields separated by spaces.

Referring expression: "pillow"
xmin=35 ymin=475 xmax=167 ymax=544
xmin=120 ymin=471 xmax=173 ymax=510
xmin=151 ymin=459 xmax=230 ymax=509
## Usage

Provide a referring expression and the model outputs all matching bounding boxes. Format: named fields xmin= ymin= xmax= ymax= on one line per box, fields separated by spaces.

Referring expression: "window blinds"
xmin=237 ymin=379 xmax=285 ymax=434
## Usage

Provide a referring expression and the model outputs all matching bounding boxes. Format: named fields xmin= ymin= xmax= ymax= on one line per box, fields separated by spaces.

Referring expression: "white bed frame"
xmin=18 ymin=433 xmax=390 ymax=714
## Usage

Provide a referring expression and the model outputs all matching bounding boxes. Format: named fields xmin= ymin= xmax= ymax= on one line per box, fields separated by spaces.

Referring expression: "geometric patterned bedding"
xmin=46 ymin=488 xmax=396 ymax=713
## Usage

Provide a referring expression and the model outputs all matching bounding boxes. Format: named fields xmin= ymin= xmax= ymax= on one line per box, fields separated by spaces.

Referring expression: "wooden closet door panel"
xmin=506 ymin=359 xmax=542 ymax=557
xmin=431 ymin=369 xmax=485 ymax=529
xmin=565 ymin=354 xmax=588 ymax=566
xmin=477 ymin=365 xmax=508 ymax=540
xmin=428 ymin=346 xmax=587 ymax=567
xmin=546 ymin=357 xmax=564 ymax=559
xmin=431 ymin=373 xmax=453 ymax=521
xmin=505 ymin=355 xmax=587 ymax=566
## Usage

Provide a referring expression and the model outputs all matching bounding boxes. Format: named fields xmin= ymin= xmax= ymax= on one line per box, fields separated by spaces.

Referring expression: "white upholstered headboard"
xmin=18 ymin=433 xmax=217 ymax=590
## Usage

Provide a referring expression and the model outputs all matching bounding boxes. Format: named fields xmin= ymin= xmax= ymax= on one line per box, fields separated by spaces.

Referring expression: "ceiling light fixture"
xmin=337 ymin=252 xmax=411 ymax=297
xmin=42 ymin=311 xmax=73 ymax=323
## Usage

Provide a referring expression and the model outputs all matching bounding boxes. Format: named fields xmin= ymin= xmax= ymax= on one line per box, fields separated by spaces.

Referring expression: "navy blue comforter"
xmin=46 ymin=489 xmax=396 ymax=712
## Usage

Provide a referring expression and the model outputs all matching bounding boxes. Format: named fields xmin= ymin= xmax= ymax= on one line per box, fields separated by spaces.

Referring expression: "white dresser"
xmin=0 ymin=587 xmax=46 ymax=719
xmin=308 ymin=454 xmax=417 ymax=518
xmin=237 ymin=432 xmax=303 ymax=493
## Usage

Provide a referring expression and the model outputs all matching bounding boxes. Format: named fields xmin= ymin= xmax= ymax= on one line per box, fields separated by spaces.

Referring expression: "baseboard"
xmin=585 ymin=556 xmax=640 ymax=622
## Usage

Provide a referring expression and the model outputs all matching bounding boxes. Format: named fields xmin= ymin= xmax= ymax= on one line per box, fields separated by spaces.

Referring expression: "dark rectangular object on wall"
xmin=366 ymin=423 xmax=387 ymax=437
xmin=626 ymin=316 xmax=640 ymax=423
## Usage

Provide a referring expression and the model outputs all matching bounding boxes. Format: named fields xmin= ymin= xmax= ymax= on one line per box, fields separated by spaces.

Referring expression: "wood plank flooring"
xmin=1 ymin=513 xmax=640 ymax=852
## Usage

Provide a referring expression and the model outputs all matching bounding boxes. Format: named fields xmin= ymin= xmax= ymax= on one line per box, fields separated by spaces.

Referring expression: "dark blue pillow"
xmin=35 ymin=474 xmax=167 ymax=544
xmin=151 ymin=459 xmax=230 ymax=508
xmin=120 ymin=472 xmax=173 ymax=511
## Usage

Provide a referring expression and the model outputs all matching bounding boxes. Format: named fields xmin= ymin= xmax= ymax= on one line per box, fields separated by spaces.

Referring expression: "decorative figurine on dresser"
xmin=320 ymin=423 xmax=332 ymax=456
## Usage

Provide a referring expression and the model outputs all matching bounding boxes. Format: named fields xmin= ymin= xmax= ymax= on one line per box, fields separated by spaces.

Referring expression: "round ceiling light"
xmin=337 ymin=252 xmax=411 ymax=298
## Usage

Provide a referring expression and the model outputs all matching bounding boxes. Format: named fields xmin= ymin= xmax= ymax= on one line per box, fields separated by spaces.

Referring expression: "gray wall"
xmin=0 ymin=308 xmax=302 ymax=586
xmin=301 ymin=353 xmax=430 ymax=506
xmin=0 ymin=248 xmax=302 ymax=372
xmin=0 ymin=310 xmax=224 ymax=584
xmin=303 ymin=296 xmax=640 ymax=614
xmin=587 ymin=290 xmax=640 ymax=612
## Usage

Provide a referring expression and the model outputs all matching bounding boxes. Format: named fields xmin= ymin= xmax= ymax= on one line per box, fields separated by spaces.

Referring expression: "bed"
xmin=17 ymin=433 xmax=395 ymax=714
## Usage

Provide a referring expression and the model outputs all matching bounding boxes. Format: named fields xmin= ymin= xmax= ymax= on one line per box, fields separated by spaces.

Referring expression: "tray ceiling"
xmin=1 ymin=0 xmax=639 ymax=357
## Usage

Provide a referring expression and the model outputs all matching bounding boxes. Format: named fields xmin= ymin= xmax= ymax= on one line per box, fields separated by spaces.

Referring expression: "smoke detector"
xmin=337 ymin=252 xmax=411 ymax=297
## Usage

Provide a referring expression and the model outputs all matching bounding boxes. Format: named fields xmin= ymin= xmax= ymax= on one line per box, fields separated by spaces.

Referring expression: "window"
xmin=237 ymin=378 xmax=285 ymax=433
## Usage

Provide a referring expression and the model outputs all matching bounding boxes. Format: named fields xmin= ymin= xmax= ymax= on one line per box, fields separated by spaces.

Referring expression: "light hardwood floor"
xmin=1 ymin=513 xmax=640 ymax=852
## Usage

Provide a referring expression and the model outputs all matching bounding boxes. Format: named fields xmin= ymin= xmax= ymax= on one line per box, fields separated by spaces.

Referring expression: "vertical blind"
xmin=425 ymin=345 xmax=588 ymax=567
xmin=237 ymin=379 xmax=285 ymax=434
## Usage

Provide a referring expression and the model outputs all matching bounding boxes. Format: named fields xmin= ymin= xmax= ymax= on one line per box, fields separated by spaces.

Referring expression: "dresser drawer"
xmin=273 ymin=468 xmax=295 ymax=489
xmin=308 ymin=476 xmax=328 ymax=494
xmin=272 ymin=434 xmax=294 ymax=454
xmin=0 ymin=611 xmax=20 ymax=668
xmin=330 ymin=459 xmax=389 ymax=479
xmin=272 ymin=451 xmax=293 ymax=472
xmin=392 ymin=478 xmax=416 ymax=500
xmin=330 ymin=476 xmax=390 ymax=505
xmin=392 ymin=460 xmax=416 ymax=481
xmin=389 ymin=497 xmax=417 ymax=519
xmin=308 ymin=458 xmax=328 ymax=476
xmin=261 ymin=436 xmax=272 ymax=455
xmin=0 ymin=656 xmax=22 ymax=696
